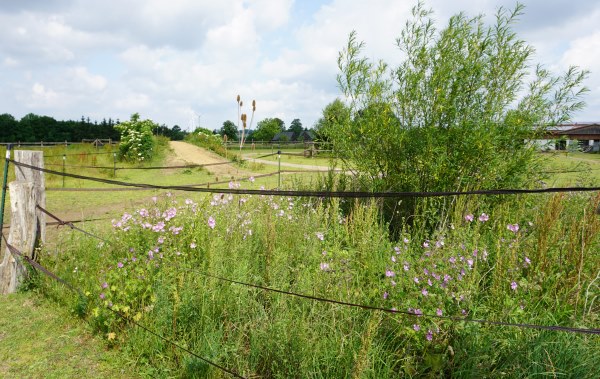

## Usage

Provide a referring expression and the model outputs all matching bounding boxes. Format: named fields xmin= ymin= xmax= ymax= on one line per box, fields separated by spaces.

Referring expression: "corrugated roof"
xmin=563 ymin=124 xmax=600 ymax=135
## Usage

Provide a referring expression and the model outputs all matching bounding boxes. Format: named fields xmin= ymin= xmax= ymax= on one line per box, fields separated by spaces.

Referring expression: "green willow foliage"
xmin=327 ymin=3 xmax=588 ymax=225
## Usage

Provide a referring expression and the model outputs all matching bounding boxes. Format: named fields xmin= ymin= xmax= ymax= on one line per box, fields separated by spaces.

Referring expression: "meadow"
xmin=2 ymin=141 xmax=599 ymax=378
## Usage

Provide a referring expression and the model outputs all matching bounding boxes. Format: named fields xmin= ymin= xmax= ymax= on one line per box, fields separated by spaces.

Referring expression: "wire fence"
xmin=0 ymin=233 xmax=248 ymax=379
xmin=41 ymin=152 xmax=277 ymax=171
xmin=2 ymin=216 xmax=110 ymax=230
xmin=45 ymin=169 xmax=337 ymax=192
xmin=44 ymin=151 xmax=116 ymax=157
xmin=10 ymin=159 xmax=600 ymax=198
xmin=25 ymin=205 xmax=600 ymax=336
xmin=2 ymin=154 xmax=599 ymax=377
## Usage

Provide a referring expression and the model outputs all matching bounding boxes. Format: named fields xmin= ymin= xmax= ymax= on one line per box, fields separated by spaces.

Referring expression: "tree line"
xmin=214 ymin=117 xmax=307 ymax=141
xmin=0 ymin=113 xmax=186 ymax=143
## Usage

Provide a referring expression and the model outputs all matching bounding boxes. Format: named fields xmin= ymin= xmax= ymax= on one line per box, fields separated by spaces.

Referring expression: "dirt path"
xmin=168 ymin=141 xmax=243 ymax=177
xmin=245 ymin=157 xmax=332 ymax=171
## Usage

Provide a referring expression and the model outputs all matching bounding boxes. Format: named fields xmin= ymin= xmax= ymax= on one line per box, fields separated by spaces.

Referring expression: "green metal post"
xmin=277 ymin=150 xmax=281 ymax=188
xmin=62 ymin=154 xmax=66 ymax=188
xmin=0 ymin=144 xmax=12 ymax=252
xmin=113 ymin=152 xmax=117 ymax=177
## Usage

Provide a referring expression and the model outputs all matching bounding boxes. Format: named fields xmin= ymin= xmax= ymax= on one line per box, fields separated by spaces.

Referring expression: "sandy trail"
xmin=168 ymin=141 xmax=243 ymax=177
xmin=245 ymin=157 xmax=332 ymax=171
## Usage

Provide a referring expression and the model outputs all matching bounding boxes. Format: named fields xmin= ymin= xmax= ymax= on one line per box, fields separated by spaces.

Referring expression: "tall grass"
xmin=0 ymin=137 xmax=170 ymax=186
xmin=36 ymin=180 xmax=600 ymax=377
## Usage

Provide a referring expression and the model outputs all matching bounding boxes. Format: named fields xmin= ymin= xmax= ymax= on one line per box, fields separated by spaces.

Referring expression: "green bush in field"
xmin=39 ymin=185 xmax=600 ymax=378
xmin=326 ymin=3 xmax=589 ymax=227
xmin=185 ymin=129 xmax=229 ymax=158
xmin=115 ymin=113 xmax=156 ymax=162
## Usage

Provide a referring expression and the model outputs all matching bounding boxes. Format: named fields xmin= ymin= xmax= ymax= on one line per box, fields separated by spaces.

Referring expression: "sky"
xmin=1 ymin=0 xmax=599 ymax=132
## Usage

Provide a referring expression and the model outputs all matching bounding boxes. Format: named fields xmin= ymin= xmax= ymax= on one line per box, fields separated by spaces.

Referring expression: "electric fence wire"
xmin=45 ymin=169 xmax=337 ymax=192
xmin=36 ymin=205 xmax=112 ymax=244
xmin=42 ymin=152 xmax=277 ymax=171
xmin=0 ymin=233 xmax=248 ymax=379
xmin=11 ymin=159 xmax=600 ymax=198
xmin=21 ymin=209 xmax=600 ymax=336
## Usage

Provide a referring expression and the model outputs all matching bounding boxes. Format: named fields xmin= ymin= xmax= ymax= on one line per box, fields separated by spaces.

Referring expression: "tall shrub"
xmin=115 ymin=113 xmax=156 ymax=162
xmin=327 ymin=3 xmax=588 ymax=226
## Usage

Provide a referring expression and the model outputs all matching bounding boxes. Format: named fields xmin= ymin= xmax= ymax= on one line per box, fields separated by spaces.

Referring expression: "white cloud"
xmin=3 ymin=57 xmax=18 ymax=67
xmin=115 ymin=93 xmax=150 ymax=111
xmin=29 ymin=82 xmax=60 ymax=107
xmin=0 ymin=0 xmax=599 ymax=129
xmin=560 ymin=31 xmax=600 ymax=71
xmin=72 ymin=67 xmax=107 ymax=91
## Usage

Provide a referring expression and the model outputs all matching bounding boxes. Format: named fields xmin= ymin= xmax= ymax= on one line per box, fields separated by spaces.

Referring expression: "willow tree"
xmin=326 ymin=3 xmax=588 ymax=226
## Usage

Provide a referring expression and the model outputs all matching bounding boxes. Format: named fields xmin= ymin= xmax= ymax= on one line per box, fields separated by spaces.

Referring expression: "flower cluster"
xmin=115 ymin=114 xmax=156 ymax=162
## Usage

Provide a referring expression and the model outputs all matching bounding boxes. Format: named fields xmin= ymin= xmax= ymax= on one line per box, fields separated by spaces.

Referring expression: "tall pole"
xmin=62 ymin=154 xmax=66 ymax=188
xmin=0 ymin=144 xmax=12 ymax=252
xmin=277 ymin=150 xmax=281 ymax=188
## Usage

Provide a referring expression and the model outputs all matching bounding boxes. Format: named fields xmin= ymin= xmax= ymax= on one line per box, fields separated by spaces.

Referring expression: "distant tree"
xmin=289 ymin=118 xmax=303 ymax=134
xmin=220 ymin=120 xmax=238 ymax=141
xmin=253 ymin=118 xmax=285 ymax=141
xmin=194 ymin=126 xmax=215 ymax=135
xmin=0 ymin=113 xmax=122 ymax=143
xmin=0 ymin=113 xmax=19 ymax=142
xmin=274 ymin=117 xmax=285 ymax=131
xmin=314 ymin=99 xmax=351 ymax=142
xmin=20 ymin=113 xmax=56 ymax=142
xmin=170 ymin=125 xmax=186 ymax=140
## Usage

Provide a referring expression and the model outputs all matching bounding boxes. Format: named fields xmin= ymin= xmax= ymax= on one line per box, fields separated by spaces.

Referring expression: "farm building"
xmin=532 ymin=122 xmax=600 ymax=152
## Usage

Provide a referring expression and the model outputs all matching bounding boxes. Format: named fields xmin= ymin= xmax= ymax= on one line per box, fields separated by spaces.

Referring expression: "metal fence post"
xmin=278 ymin=150 xmax=281 ymax=188
xmin=62 ymin=154 xmax=66 ymax=188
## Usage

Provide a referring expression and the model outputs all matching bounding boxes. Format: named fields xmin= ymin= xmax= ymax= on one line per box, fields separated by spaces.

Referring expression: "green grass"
xmin=541 ymin=151 xmax=600 ymax=186
xmin=3 ymin=142 xmax=600 ymax=377
xmin=0 ymin=292 xmax=138 ymax=379
xmin=1 ymin=140 xmax=331 ymax=227
xmin=243 ymin=151 xmax=333 ymax=168
xmin=36 ymin=184 xmax=600 ymax=377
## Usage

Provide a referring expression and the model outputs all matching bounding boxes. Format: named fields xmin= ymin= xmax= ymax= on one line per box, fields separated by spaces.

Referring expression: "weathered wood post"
xmin=0 ymin=150 xmax=46 ymax=294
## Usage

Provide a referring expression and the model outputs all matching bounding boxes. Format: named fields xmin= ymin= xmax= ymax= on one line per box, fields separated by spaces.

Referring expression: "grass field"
xmin=540 ymin=151 xmax=600 ymax=186
xmin=0 ymin=292 xmax=138 ymax=378
xmin=2 ymin=142 xmax=599 ymax=378
xmin=0 ymin=142 xmax=331 ymax=226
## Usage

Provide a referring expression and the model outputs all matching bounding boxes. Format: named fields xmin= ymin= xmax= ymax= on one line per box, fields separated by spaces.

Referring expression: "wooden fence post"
xmin=0 ymin=151 xmax=46 ymax=294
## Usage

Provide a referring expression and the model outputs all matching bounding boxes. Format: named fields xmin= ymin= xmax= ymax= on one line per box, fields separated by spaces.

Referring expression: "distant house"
xmin=272 ymin=131 xmax=295 ymax=142
xmin=532 ymin=122 xmax=600 ymax=152
xmin=272 ymin=130 xmax=315 ymax=143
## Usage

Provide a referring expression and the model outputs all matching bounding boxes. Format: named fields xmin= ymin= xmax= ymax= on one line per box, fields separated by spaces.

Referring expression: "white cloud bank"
xmin=0 ymin=0 xmax=598 ymax=131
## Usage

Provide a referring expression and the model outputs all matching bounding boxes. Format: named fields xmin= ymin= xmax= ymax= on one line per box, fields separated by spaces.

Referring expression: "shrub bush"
xmin=115 ymin=113 xmax=156 ymax=162
xmin=327 ymin=4 xmax=588 ymax=229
